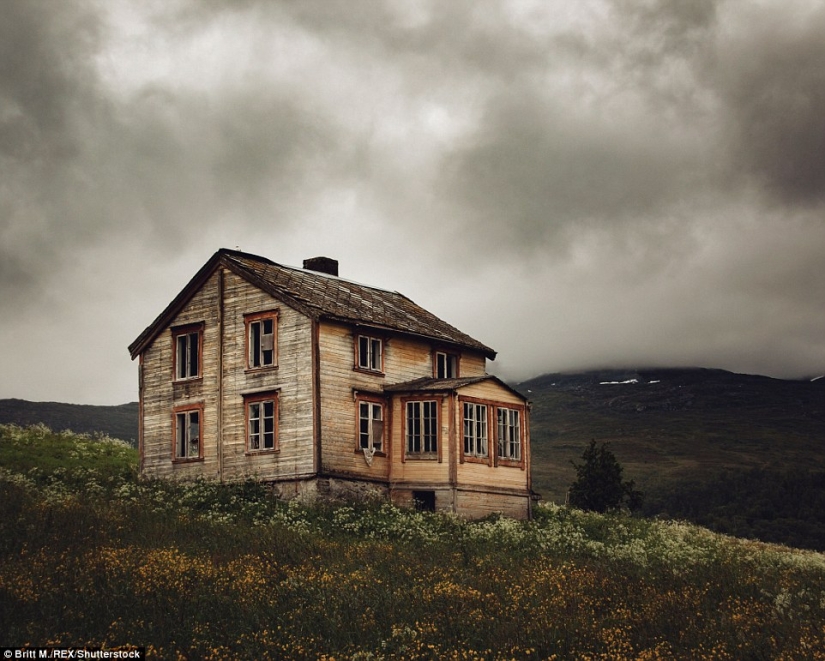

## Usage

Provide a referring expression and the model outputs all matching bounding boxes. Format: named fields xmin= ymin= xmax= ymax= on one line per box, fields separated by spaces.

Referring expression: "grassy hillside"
xmin=2 ymin=424 xmax=825 ymax=659
xmin=522 ymin=368 xmax=825 ymax=548
xmin=0 ymin=399 xmax=138 ymax=445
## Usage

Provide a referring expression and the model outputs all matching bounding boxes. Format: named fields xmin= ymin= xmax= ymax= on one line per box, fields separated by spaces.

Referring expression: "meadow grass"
xmin=2 ymin=423 xmax=825 ymax=659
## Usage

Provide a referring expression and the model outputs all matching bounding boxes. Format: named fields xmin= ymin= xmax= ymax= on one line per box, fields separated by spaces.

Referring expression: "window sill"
xmin=497 ymin=458 xmax=524 ymax=468
xmin=405 ymin=453 xmax=439 ymax=461
xmin=173 ymin=457 xmax=204 ymax=464
xmin=244 ymin=365 xmax=278 ymax=375
xmin=173 ymin=376 xmax=203 ymax=384
xmin=354 ymin=449 xmax=386 ymax=457
xmin=353 ymin=367 xmax=385 ymax=377
xmin=246 ymin=448 xmax=280 ymax=456
xmin=462 ymin=455 xmax=490 ymax=465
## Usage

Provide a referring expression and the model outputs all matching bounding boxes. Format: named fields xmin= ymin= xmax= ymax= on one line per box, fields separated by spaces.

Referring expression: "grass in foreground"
xmin=2 ymin=424 xmax=825 ymax=659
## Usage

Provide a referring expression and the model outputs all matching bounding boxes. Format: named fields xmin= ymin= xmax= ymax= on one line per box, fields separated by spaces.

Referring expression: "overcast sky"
xmin=2 ymin=0 xmax=825 ymax=405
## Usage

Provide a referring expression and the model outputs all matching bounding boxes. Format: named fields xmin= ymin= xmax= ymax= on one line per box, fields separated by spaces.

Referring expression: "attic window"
xmin=356 ymin=335 xmax=383 ymax=373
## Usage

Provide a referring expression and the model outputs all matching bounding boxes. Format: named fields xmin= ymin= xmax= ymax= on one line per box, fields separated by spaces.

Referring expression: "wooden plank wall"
xmin=141 ymin=271 xmax=222 ymax=480
xmin=220 ymin=270 xmax=315 ymax=481
xmin=140 ymin=268 xmax=315 ymax=482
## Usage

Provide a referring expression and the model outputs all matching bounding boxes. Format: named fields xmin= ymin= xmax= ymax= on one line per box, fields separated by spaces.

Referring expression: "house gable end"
xmin=128 ymin=250 xmax=318 ymax=360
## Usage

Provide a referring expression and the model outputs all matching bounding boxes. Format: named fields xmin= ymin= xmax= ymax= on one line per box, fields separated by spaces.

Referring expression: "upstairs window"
xmin=356 ymin=335 xmax=383 ymax=373
xmin=173 ymin=325 xmax=202 ymax=381
xmin=497 ymin=407 xmax=521 ymax=461
xmin=463 ymin=402 xmax=488 ymax=458
xmin=358 ymin=400 xmax=384 ymax=453
xmin=246 ymin=392 xmax=278 ymax=452
xmin=174 ymin=406 xmax=202 ymax=460
xmin=246 ymin=311 xmax=278 ymax=370
xmin=435 ymin=351 xmax=458 ymax=379
xmin=406 ymin=400 xmax=439 ymax=456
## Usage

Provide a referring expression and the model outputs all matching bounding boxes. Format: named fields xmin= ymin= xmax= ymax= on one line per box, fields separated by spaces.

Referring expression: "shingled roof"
xmin=129 ymin=249 xmax=496 ymax=360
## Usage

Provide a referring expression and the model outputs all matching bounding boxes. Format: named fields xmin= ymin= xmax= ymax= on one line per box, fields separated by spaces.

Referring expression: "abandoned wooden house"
xmin=128 ymin=249 xmax=532 ymax=518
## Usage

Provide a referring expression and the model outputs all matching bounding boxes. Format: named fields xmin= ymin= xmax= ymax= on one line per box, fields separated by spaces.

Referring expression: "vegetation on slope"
xmin=3 ymin=424 xmax=825 ymax=659
xmin=522 ymin=368 xmax=825 ymax=550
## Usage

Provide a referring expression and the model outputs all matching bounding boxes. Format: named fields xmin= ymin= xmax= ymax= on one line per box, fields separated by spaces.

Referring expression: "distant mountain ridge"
xmin=0 ymin=399 xmax=138 ymax=445
xmin=519 ymin=367 xmax=825 ymax=549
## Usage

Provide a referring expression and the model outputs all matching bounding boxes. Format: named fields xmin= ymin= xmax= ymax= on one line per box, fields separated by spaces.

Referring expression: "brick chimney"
xmin=303 ymin=256 xmax=339 ymax=277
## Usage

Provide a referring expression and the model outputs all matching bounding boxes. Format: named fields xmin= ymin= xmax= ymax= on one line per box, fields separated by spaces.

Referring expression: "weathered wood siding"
xmin=219 ymin=270 xmax=315 ymax=482
xmin=139 ymin=267 xmax=315 ymax=482
xmin=317 ymin=322 xmax=393 ymax=480
xmin=454 ymin=380 xmax=530 ymax=493
xmin=458 ymin=353 xmax=486 ymax=377
xmin=316 ymin=322 xmax=488 ymax=482
xmin=141 ymin=270 xmax=222 ymax=480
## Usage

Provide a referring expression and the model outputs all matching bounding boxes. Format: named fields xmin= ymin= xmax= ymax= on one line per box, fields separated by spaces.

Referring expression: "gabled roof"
xmin=383 ymin=375 xmax=529 ymax=402
xmin=129 ymin=249 xmax=496 ymax=360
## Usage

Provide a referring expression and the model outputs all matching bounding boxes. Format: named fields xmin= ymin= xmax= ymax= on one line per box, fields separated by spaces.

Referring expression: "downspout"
xmin=217 ymin=267 xmax=225 ymax=481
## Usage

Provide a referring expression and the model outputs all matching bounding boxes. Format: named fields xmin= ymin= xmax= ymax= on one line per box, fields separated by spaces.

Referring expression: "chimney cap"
xmin=303 ymin=256 xmax=339 ymax=277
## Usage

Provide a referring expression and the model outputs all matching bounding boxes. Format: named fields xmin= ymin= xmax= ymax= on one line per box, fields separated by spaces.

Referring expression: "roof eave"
xmin=320 ymin=314 xmax=497 ymax=360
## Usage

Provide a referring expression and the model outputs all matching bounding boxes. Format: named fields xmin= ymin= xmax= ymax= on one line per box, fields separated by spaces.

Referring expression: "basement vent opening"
xmin=413 ymin=490 xmax=436 ymax=512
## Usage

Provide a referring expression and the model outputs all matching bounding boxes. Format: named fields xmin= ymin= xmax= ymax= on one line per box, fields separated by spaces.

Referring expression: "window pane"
xmin=177 ymin=336 xmax=187 ymax=378
xmin=188 ymin=333 xmax=199 ymax=377
xmin=371 ymin=339 xmax=382 ymax=371
xmin=372 ymin=419 xmax=383 ymax=450
xmin=359 ymin=402 xmax=370 ymax=449
xmin=176 ymin=413 xmax=186 ymax=457
xmin=359 ymin=336 xmax=369 ymax=368
xmin=251 ymin=322 xmax=261 ymax=367
xmin=249 ymin=403 xmax=260 ymax=449
xmin=406 ymin=402 xmax=419 ymax=453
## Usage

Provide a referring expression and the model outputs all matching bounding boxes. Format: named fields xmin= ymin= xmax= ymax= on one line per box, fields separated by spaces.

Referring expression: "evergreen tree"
xmin=568 ymin=440 xmax=643 ymax=513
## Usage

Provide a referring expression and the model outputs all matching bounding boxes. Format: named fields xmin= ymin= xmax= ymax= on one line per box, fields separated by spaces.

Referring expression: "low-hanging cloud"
xmin=1 ymin=0 xmax=824 ymax=404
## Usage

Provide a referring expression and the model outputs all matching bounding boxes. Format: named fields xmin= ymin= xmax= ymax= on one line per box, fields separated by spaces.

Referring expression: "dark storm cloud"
xmin=0 ymin=0 xmax=340 ymax=307
xmin=711 ymin=3 xmax=825 ymax=206
xmin=0 ymin=0 xmax=103 ymax=303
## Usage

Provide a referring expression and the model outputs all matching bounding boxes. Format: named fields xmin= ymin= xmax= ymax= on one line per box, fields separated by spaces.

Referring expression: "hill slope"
xmin=521 ymin=367 xmax=825 ymax=548
xmin=0 ymin=399 xmax=138 ymax=445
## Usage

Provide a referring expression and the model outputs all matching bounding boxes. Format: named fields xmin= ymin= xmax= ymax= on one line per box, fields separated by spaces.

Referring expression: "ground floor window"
xmin=174 ymin=405 xmax=203 ymax=460
xmin=463 ymin=402 xmax=488 ymax=458
xmin=358 ymin=399 xmax=384 ymax=453
xmin=497 ymin=407 xmax=521 ymax=461
xmin=245 ymin=392 xmax=279 ymax=452
xmin=406 ymin=400 xmax=439 ymax=456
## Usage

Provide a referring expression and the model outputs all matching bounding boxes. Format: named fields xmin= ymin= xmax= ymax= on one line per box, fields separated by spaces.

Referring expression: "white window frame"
xmin=497 ymin=407 xmax=521 ymax=461
xmin=357 ymin=335 xmax=383 ymax=373
xmin=358 ymin=400 xmax=384 ymax=453
xmin=406 ymin=400 xmax=439 ymax=455
xmin=463 ymin=402 xmax=488 ymax=458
